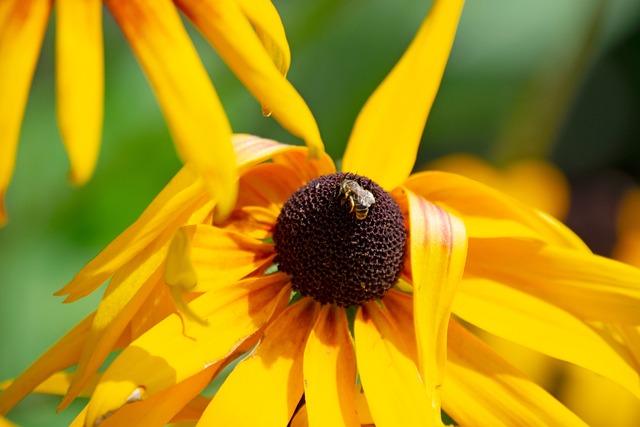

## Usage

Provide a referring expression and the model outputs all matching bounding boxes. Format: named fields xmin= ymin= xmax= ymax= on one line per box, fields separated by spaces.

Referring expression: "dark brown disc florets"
xmin=273 ymin=172 xmax=407 ymax=307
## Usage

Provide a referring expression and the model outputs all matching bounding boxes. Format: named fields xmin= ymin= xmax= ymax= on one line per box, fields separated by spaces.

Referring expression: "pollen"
xmin=273 ymin=172 xmax=407 ymax=307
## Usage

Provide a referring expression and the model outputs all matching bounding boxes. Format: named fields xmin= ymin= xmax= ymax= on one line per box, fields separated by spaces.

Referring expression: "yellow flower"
xmin=2 ymin=0 xmax=640 ymax=425
xmin=0 ymin=0 xmax=323 ymax=225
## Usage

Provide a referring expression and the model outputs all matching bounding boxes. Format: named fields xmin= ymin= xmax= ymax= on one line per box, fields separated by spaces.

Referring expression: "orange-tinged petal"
xmin=303 ymin=305 xmax=359 ymax=427
xmin=105 ymin=0 xmax=237 ymax=220
xmin=85 ymin=275 xmax=291 ymax=426
xmin=199 ymin=299 xmax=320 ymax=427
xmin=176 ymin=0 xmax=324 ymax=158
xmin=183 ymin=224 xmax=275 ymax=292
xmin=290 ymin=405 xmax=309 ymax=427
xmin=170 ymin=395 xmax=210 ymax=423
xmin=273 ymin=148 xmax=337 ymax=184
xmin=454 ymin=277 xmax=640 ymax=399
xmin=0 ymin=313 xmax=94 ymax=415
xmin=56 ymin=0 xmax=103 ymax=185
xmin=218 ymin=206 xmax=277 ymax=240
xmin=354 ymin=302 xmax=435 ymax=426
xmin=466 ymin=237 xmax=640 ymax=324
xmin=342 ymin=0 xmax=463 ymax=189
xmin=95 ymin=367 xmax=217 ymax=427
xmin=0 ymin=0 xmax=51 ymax=225
xmin=55 ymin=165 xmax=212 ymax=302
xmin=404 ymin=171 xmax=590 ymax=251
xmin=404 ymin=188 xmax=467 ymax=415
xmin=236 ymin=163 xmax=303 ymax=212
xmin=444 ymin=319 xmax=588 ymax=427
xmin=353 ymin=385 xmax=374 ymax=425
xmin=60 ymin=255 xmax=165 ymax=410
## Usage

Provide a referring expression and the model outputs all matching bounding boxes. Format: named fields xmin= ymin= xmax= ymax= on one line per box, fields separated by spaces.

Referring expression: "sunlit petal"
xmin=0 ymin=313 xmax=95 ymax=415
xmin=85 ymin=276 xmax=290 ymax=426
xmin=466 ymin=238 xmax=640 ymax=324
xmin=354 ymin=302 xmax=436 ymax=427
xmin=444 ymin=319 xmax=588 ymax=427
xmin=55 ymin=165 xmax=212 ymax=302
xmin=342 ymin=0 xmax=463 ymax=189
xmin=60 ymin=253 xmax=165 ymax=410
xmin=199 ymin=299 xmax=320 ymax=426
xmin=404 ymin=188 xmax=467 ymax=415
xmin=56 ymin=0 xmax=103 ymax=185
xmin=0 ymin=0 xmax=51 ymax=225
xmin=303 ymin=305 xmax=359 ymax=427
xmin=176 ymin=0 xmax=324 ymax=158
xmin=105 ymin=0 xmax=237 ymax=220
xmin=455 ymin=277 xmax=640 ymax=399
xmin=94 ymin=367 xmax=216 ymax=427
xmin=404 ymin=171 xmax=590 ymax=251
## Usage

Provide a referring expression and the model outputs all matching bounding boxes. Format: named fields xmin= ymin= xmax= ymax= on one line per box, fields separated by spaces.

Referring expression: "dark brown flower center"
xmin=273 ymin=172 xmax=407 ymax=307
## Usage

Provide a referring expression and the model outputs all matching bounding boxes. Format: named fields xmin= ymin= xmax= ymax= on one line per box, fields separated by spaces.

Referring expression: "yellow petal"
xmin=176 ymin=0 xmax=324 ymax=158
xmin=404 ymin=188 xmax=467 ymax=415
xmin=342 ymin=0 xmax=463 ymax=189
xmin=56 ymin=0 xmax=103 ymax=185
xmin=303 ymin=305 xmax=359 ymax=427
xmin=0 ymin=313 xmax=94 ymax=415
xmin=85 ymin=275 xmax=290 ymax=426
xmin=354 ymin=302 xmax=435 ymax=427
xmin=0 ymin=372 xmax=99 ymax=398
xmin=59 ymin=253 xmax=166 ymax=410
xmin=466 ymin=237 xmax=640 ymax=324
xmin=0 ymin=416 xmax=17 ymax=427
xmin=105 ymin=0 xmax=237 ymax=220
xmin=200 ymin=299 xmax=320 ymax=426
xmin=55 ymin=165 xmax=212 ymax=302
xmin=0 ymin=0 xmax=51 ymax=225
xmin=404 ymin=171 xmax=590 ymax=251
xmin=183 ymin=224 xmax=275 ymax=292
xmin=454 ymin=277 xmax=640 ymax=399
xmin=235 ymin=0 xmax=290 ymax=76
xmin=443 ymin=319 xmax=588 ymax=427
xmin=91 ymin=367 xmax=216 ymax=426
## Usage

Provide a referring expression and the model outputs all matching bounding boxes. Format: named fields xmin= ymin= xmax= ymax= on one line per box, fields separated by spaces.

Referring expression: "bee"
xmin=338 ymin=178 xmax=375 ymax=220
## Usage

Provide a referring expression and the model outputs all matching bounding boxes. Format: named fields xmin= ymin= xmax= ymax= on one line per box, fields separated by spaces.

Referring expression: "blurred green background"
xmin=1 ymin=0 xmax=639 ymax=425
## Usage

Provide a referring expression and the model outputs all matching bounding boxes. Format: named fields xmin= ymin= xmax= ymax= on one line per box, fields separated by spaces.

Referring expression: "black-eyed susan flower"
xmin=0 ymin=0 xmax=323 ymax=225
xmin=2 ymin=0 xmax=640 ymax=425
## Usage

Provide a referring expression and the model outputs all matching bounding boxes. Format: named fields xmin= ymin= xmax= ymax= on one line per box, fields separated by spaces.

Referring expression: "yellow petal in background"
xmin=56 ymin=0 xmax=103 ymax=185
xmin=303 ymin=305 xmax=359 ymax=427
xmin=105 ymin=0 xmax=237 ymax=220
xmin=342 ymin=0 xmax=463 ymax=190
xmin=176 ymin=0 xmax=324 ymax=158
xmin=444 ymin=319 xmax=588 ymax=427
xmin=455 ymin=277 xmax=640 ymax=399
xmin=85 ymin=275 xmax=291 ymax=426
xmin=0 ymin=0 xmax=51 ymax=225
xmin=355 ymin=303 xmax=435 ymax=427
xmin=404 ymin=188 xmax=467 ymax=418
xmin=404 ymin=171 xmax=590 ymax=252
xmin=200 ymin=299 xmax=320 ymax=427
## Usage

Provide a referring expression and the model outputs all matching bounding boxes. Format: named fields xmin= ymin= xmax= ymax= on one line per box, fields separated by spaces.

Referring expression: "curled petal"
xmin=105 ymin=0 xmax=237 ymax=220
xmin=176 ymin=0 xmax=324 ymax=158
xmin=85 ymin=275 xmax=291 ymax=426
xmin=0 ymin=0 xmax=51 ymax=225
xmin=56 ymin=0 xmax=103 ymax=185
xmin=342 ymin=0 xmax=463 ymax=189
xmin=404 ymin=188 xmax=467 ymax=415
xmin=303 ymin=305 xmax=359 ymax=427
xmin=199 ymin=299 xmax=320 ymax=426
xmin=444 ymin=319 xmax=588 ymax=427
